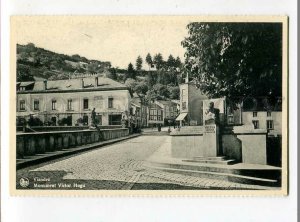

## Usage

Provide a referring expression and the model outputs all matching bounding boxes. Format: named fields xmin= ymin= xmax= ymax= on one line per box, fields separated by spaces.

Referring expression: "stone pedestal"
xmin=203 ymin=124 xmax=219 ymax=157
xmin=234 ymin=126 xmax=267 ymax=165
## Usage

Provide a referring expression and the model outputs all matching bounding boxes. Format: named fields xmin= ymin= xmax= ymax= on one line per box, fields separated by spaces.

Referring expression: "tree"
xmin=126 ymin=63 xmax=136 ymax=79
xmin=152 ymin=83 xmax=170 ymax=98
xmin=17 ymin=64 xmax=35 ymax=81
xmin=182 ymin=23 xmax=282 ymax=101
xmin=134 ymin=81 xmax=148 ymax=95
xmin=125 ymin=78 xmax=137 ymax=92
xmin=167 ymin=55 xmax=176 ymax=68
xmin=145 ymin=53 xmax=153 ymax=70
xmin=107 ymin=68 xmax=117 ymax=80
xmin=146 ymin=71 xmax=157 ymax=86
xmin=168 ymin=86 xmax=180 ymax=99
xmin=87 ymin=62 xmax=100 ymax=73
xmin=153 ymin=53 xmax=164 ymax=70
xmin=136 ymin=56 xmax=143 ymax=71
xmin=175 ymin=56 xmax=182 ymax=68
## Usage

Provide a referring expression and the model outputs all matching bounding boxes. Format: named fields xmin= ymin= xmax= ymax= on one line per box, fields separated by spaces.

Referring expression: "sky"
xmin=14 ymin=16 xmax=191 ymax=69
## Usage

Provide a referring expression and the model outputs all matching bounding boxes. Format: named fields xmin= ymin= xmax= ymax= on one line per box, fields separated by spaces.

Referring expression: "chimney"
xmin=43 ymin=80 xmax=47 ymax=90
xmin=95 ymin=77 xmax=98 ymax=87
xmin=81 ymin=78 xmax=84 ymax=88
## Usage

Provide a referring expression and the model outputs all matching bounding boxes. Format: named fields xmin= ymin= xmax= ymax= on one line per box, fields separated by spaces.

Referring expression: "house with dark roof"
xmin=241 ymin=97 xmax=282 ymax=136
xmin=147 ymin=103 xmax=164 ymax=126
xmin=16 ymin=76 xmax=131 ymax=127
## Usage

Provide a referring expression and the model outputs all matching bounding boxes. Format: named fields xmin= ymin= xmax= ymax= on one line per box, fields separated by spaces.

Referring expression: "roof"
xmin=155 ymin=100 xmax=178 ymax=107
xmin=17 ymin=77 xmax=128 ymax=93
xmin=149 ymin=103 xmax=163 ymax=109
xmin=19 ymin=82 xmax=35 ymax=87
xmin=242 ymin=97 xmax=282 ymax=112
xmin=131 ymin=97 xmax=141 ymax=107
xmin=171 ymin=100 xmax=180 ymax=105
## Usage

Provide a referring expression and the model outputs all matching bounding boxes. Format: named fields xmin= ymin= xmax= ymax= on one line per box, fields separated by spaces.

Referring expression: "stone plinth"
xmin=203 ymin=124 xmax=219 ymax=157
xmin=234 ymin=126 xmax=267 ymax=165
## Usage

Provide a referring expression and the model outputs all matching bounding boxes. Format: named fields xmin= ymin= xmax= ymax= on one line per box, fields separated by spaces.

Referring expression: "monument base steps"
xmin=146 ymin=161 xmax=281 ymax=187
xmin=183 ymin=156 xmax=237 ymax=165
xmin=182 ymin=158 xmax=236 ymax=165
xmin=149 ymin=166 xmax=279 ymax=187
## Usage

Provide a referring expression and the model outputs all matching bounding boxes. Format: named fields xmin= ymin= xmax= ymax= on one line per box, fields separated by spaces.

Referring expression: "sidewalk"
xmin=16 ymin=133 xmax=141 ymax=170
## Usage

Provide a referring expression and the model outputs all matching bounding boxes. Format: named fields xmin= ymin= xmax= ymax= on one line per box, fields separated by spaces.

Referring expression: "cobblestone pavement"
xmin=16 ymin=136 xmax=276 ymax=190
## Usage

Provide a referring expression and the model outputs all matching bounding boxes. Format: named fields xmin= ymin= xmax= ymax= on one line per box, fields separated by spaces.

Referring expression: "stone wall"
xmin=16 ymin=128 xmax=129 ymax=159
xmin=221 ymin=134 xmax=242 ymax=162
xmin=170 ymin=125 xmax=280 ymax=166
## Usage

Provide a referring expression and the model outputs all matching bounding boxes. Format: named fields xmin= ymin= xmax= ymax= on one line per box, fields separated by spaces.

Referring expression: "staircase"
xmin=183 ymin=156 xmax=236 ymax=165
xmin=146 ymin=157 xmax=281 ymax=187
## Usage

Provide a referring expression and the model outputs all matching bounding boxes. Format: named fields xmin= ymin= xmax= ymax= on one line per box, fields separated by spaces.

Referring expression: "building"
xmin=241 ymin=97 xmax=282 ymax=136
xmin=155 ymin=100 xmax=179 ymax=125
xmin=16 ymin=77 xmax=131 ymax=127
xmin=147 ymin=103 xmax=164 ymax=126
xmin=130 ymin=96 xmax=147 ymax=128
xmin=176 ymin=79 xmax=282 ymax=135
xmin=176 ymin=79 xmax=208 ymax=126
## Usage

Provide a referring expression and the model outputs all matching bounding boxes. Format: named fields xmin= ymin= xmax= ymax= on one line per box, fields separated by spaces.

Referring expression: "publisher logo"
xmin=19 ymin=177 xmax=29 ymax=188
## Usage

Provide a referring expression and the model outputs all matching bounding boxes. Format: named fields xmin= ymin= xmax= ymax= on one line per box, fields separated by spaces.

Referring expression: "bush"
xmin=27 ymin=117 xmax=43 ymax=126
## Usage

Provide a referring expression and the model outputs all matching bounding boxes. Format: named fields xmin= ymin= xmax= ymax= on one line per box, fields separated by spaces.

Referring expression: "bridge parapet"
xmin=16 ymin=128 xmax=129 ymax=159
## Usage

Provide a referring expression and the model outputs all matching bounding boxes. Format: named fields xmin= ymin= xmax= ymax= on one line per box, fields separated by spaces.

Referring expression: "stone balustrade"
xmin=16 ymin=128 xmax=129 ymax=159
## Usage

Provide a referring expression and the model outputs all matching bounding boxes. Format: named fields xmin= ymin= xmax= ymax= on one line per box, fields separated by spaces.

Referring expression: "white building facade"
xmin=16 ymin=77 xmax=131 ymax=126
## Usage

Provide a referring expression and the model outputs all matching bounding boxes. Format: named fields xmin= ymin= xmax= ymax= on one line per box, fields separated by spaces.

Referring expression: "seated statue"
xmin=204 ymin=102 xmax=220 ymax=125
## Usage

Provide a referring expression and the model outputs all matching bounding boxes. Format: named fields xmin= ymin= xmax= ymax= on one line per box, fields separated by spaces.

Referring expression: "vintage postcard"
xmin=10 ymin=16 xmax=288 ymax=196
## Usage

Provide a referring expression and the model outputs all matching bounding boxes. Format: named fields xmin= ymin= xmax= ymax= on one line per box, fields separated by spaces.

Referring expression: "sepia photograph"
xmin=11 ymin=16 xmax=288 ymax=195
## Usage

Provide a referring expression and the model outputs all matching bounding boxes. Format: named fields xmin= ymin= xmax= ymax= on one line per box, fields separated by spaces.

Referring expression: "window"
xmin=95 ymin=115 xmax=102 ymax=125
xmin=253 ymin=112 xmax=257 ymax=117
xmin=109 ymin=114 xmax=122 ymax=125
xmin=83 ymin=99 xmax=89 ymax=109
xmin=67 ymin=99 xmax=72 ymax=110
xmin=267 ymin=112 xmax=271 ymax=117
xmin=267 ymin=120 xmax=274 ymax=130
xmin=20 ymin=100 xmax=25 ymax=111
xmin=252 ymin=120 xmax=259 ymax=129
xmin=182 ymin=102 xmax=187 ymax=110
xmin=181 ymin=89 xmax=186 ymax=99
xmin=149 ymin=109 xmax=157 ymax=121
xmin=108 ymin=98 xmax=114 ymax=108
xmin=52 ymin=100 xmax=56 ymax=110
xmin=157 ymin=110 xmax=163 ymax=121
xmin=33 ymin=100 xmax=39 ymax=110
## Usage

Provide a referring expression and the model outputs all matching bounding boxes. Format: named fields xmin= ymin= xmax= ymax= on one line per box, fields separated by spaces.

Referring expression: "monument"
xmin=203 ymin=101 xmax=220 ymax=157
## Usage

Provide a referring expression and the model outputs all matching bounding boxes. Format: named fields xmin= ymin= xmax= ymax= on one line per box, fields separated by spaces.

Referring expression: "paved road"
xmin=16 ymin=135 xmax=271 ymax=190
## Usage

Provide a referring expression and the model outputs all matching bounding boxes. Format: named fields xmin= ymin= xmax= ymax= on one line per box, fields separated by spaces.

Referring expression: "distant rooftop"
xmin=155 ymin=100 xmax=178 ymax=106
xmin=17 ymin=76 xmax=128 ymax=93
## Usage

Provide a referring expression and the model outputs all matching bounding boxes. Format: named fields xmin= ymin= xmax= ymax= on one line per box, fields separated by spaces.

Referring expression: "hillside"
xmin=16 ymin=43 xmax=183 ymax=101
xmin=17 ymin=43 xmax=111 ymax=81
